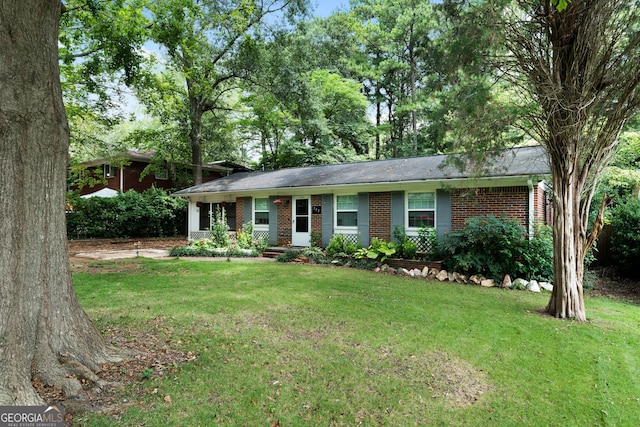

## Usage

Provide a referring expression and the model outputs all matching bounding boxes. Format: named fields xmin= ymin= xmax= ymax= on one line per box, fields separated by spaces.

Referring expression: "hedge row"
xmin=66 ymin=188 xmax=187 ymax=239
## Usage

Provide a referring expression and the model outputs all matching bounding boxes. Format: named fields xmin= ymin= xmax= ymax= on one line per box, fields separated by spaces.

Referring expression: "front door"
xmin=291 ymin=196 xmax=311 ymax=246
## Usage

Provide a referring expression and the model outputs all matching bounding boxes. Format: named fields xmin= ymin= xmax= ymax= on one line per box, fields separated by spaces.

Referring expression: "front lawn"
xmin=73 ymin=259 xmax=640 ymax=426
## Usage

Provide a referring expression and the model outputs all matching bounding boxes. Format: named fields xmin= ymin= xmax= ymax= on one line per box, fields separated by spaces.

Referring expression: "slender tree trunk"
xmin=545 ymin=150 xmax=587 ymax=321
xmin=0 ymin=1 xmax=123 ymax=405
xmin=189 ymin=96 xmax=204 ymax=185
xmin=375 ymin=97 xmax=381 ymax=160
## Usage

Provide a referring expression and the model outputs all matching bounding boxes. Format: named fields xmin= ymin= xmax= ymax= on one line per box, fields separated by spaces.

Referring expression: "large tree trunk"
xmin=0 ymin=1 xmax=123 ymax=406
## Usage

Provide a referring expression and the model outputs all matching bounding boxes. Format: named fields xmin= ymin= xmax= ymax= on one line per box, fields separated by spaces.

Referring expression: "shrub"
xmin=236 ymin=222 xmax=254 ymax=249
xmin=326 ymin=234 xmax=360 ymax=256
xmin=355 ymin=238 xmax=397 ymax=263
xmin=610 ymin=199 xmax=640 ymax=279
xmin=276 ymin=249 xmax=302 ymax=263
xmin=392 ymin=226 xmax=418 ymax=259
xmin=435 ymin=215 xmax=531 ymax=280
xmin=209 ymin=205 xmax=231 ymax=247
xmin=522 ymin=224 xmax=554 ymax=282
xmin=66 ymin=188 xmax=187 ymax=239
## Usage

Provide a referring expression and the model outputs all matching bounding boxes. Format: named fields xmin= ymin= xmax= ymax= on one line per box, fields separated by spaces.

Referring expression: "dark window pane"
xmin=296 ymin=199 xmax=309 ymax=215
xmin=255 ymin=212 xmax=269 ymax=225
xmin=199 ymin=203 xmax=211 ymax=230
xmin=408 ymin=211 xmax=434 ymax=228
xmin=296 ymin=217 xmax=309 ymax=233
xmin=337 ymin=212 xmax=358 ymax=227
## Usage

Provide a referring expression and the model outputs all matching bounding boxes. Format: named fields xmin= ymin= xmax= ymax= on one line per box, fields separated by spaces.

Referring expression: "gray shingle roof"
xmin=174 ymin=145 xmax=549 ymax=196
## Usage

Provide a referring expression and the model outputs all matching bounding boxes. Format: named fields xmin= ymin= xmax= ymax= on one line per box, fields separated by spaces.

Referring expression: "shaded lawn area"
xmin=72 ymin=259 xmax=640 ymax=426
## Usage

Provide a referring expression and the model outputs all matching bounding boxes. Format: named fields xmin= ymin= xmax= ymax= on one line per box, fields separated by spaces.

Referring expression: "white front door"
xmin=291 ymin=196 xmax=311 ymax=246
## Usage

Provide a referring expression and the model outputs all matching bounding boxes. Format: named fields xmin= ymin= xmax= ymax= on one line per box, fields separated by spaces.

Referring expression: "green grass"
xmin=73 ymin=259 xmax=640 ymax=426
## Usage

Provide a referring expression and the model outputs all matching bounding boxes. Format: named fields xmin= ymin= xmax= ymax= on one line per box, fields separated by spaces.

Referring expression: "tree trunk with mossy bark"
xmin=0 ymin=1 xmax=125 ymax=406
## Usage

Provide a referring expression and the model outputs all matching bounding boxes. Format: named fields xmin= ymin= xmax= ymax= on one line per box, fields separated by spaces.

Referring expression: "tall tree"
xmin=0 ymin=1 xmax=123 ymax=404
xmin=446 ymin=0 xmax=640 ymax=320
xmin=143 ymin=0 xmax=309 ymax=184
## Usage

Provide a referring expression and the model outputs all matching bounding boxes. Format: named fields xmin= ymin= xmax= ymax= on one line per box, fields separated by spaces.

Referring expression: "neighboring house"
xmin=72 ymin=150 xmax=251 ymax=198
xmin=173 ymin=145 xmax=552 ymax=248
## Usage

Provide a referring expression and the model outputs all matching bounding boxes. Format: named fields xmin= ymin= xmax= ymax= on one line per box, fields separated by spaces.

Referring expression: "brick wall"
xmin=276 ymin=196 xmax=292 ymax=246
xmin=451 ymin=186 xmax=529 ymax=230
xmin=370 ymin=192 xmax=391 ymax=242
xmin=235 ymin=197 xmax=244 ymax=231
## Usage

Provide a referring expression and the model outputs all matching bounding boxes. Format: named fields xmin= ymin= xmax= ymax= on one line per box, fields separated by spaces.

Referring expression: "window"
xmin=254 ymin=198 xmax=269 ymax=225
xmin=336 ymin=195 xmax=358 ymax=227
xmin=407 ymin=192 xmax=435 ymax=228
xmin=155 ymin=167 xmax=168 ymax=180
xmin=103 ymin=164 xmax=116 ymax=179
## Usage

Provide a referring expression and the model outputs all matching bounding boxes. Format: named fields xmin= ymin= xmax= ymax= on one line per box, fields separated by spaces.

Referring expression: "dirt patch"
xmin=68 ymin=237 xmax=187 ymax=255
xmin=36 ymin=324 xmax=196 ymax=425
xmin=588 ymin=269 xmax=640 ymax=305
xmin=390 ymin=350 xmax=491 ymax=408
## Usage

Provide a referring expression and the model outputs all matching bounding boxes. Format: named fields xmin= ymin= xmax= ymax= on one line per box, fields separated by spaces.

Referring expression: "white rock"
xmin=501 ymin=274 xmax=512 ymax=288
xmin=480 ymin=279 xmax=495 ymax=287
xmin=469 ymin=275 xmax=482 ymax=285
xmin=421 ymin=267 xmax=430 ymax=277
xmin=436 ymin=270 xmax=449 ymax=281
xmin=539 ymin=282 xmax=553 ymax=291
xmin=512 ymin=278 xmax=529 ymax=290
xmin=453 ymin=272 xmax=467 ymax=284
xmin=527 ymin=280 xmax=541 ymax=292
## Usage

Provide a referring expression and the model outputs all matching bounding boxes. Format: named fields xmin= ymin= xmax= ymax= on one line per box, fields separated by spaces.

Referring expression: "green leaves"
xmin=551 ymin=0 xmax=571 ymax=12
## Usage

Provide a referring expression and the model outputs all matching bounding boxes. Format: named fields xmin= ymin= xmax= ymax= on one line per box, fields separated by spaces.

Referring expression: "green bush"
xmin=169 ymin=245 xmax=259 ymax=258
xmin=209 ymin=205 xmax=231 ymax=247
xmin=66 ymin=188 xmax=187 ymax=239
xmin=435 ymin=215 xmax=553 ymax=281
xmin=522 ymin=224 xmax=554 ymax=282
xmin=236 ymin=222 xmax=254 ymax=250
xmin=326 ymin=234 xmax=360 ymax=256
xmin=355 ymin=238 xmax=397 ymax=263
xmin=392 ymin=226 xmax=418 ymax=259
xmin=610 ymin=199 xmax=640 ymax=279
xmin=276 ymin=249 xmax=303 ymax=263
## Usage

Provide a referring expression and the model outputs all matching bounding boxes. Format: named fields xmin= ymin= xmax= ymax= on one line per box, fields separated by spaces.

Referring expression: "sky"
xmin=116 ymin=1 xmax=350 ymax=117
xmin=312 ymin=0 xmax=349 ymax=17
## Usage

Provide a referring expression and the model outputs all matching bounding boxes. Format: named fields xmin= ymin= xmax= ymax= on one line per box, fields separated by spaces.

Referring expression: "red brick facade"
xmin=228 ymin=185 xmax=549 ymax=247
xmin=451 ymin=186 xmax=539 ymax=231
xmin=311 ymin=195 xmax=323 ymax=245
xmin=236 ymin=197 xmax=245 ymax=232
xmin=369 ymin=192 xmax=392 ymax=242
xmin=275 ymin=196 xmax=293 ymax=246
xmin=76 ymin=160 xmax=222 ymax=196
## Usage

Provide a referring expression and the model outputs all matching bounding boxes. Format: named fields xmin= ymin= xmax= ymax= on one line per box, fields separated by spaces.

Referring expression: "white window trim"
xmin=334 ymin=194 xmax=359 ymax=232
xmin=405 ymin=191 xmax=436 ymax=235
xmin=253 ymin=198 xmax=270 ymax=230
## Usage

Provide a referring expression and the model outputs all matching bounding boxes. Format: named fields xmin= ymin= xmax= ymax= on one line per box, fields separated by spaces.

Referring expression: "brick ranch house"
xmin=173 ymin=145 xmax=551 ymax=248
